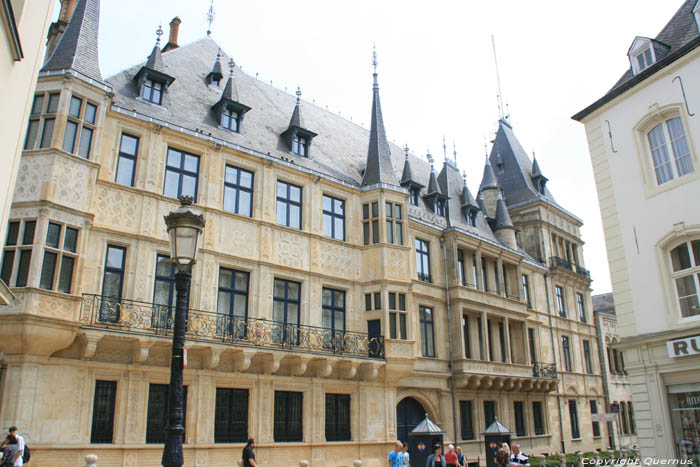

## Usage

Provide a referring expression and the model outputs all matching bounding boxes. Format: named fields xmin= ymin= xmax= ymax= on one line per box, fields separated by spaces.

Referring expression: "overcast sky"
xmin=58 ymin=0 xmax=687 ymax=294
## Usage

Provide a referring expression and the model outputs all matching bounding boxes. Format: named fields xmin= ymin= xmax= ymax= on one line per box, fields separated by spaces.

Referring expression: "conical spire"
xmin=212 ymin=57 xmax=250 ymax=120
xmin=494 ymin=191 xmax=515 ymax=230
xmin=531 ymin=155 xmax=544 ymax=178
xmin=281 ymin=87 xmax=317 ymax=153
xmin=400 ymin=145 xmax=424 ymax=190
xmin=425 ymin=154 xmax=441 ymax=196
xmin=479 ymin=155 xmax=498 ymax=192
xmin=361 ymin=46 xmax=397 ymax=187
xmin=477 ymin=193 xmax=488 ymax=216
xmin=289 ymin=87 xmax=304 ymax=129
xmin=460 ymin=171 xmax=478 ymax=208
xmin=41 ymin=0 xmax=102 ymax=82
xmin=222 ymin=58 xmax=239 ymax=102
xmin=207 ymin=49 xmax=224 ymax=85
xmin=145 ymin=25 xmax=165 ymax=72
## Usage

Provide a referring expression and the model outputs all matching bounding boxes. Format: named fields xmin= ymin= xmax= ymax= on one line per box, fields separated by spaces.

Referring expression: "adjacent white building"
xmin=574 ymin=0 xmax=700 ymax=462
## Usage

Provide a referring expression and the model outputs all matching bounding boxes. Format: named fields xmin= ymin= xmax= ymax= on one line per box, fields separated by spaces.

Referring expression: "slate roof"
xmin=573 ymin=0 xmax=700 ymax=121
xmin=489 ymin=119 xmax=557 ymax=207
xmin=41 ymin=0 xmax=102 ymax=82
xmin=479 ymin=155 xmax=499 ymax=192
xmin=106 ymin=37 xmax=504 ymax=244
xmin=361 ymin=72 xmax=398 ymax=187
xmin=592 ymin=293 xmax=616 ymax=315
xmin=494 ymin=191 xmax=515 ymax=231
xmin=410 ymin=414 xmax=446 ymax=435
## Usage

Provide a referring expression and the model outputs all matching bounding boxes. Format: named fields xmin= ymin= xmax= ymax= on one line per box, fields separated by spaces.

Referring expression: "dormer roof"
xmin=400 ymin=151 xmax=425 ymax=189
xmin=460 ymin=175 xmax=479 ymax=210
xmin=281 ymin=89 xmax=317 ymax=150
xmin=206 ymin=52 xmax=224 ymax=85
xmin=479 ymin=155 xmax=499 ymax=192
xmin=213 ymin=72 xmax=251 ymax=115
xmin=41 ymin=0 xmax=103 ymax=83
xmin=494 ymin=191 xmax=515 ymax=231
xmin=135 ymin=34 xmax=176 ymax=88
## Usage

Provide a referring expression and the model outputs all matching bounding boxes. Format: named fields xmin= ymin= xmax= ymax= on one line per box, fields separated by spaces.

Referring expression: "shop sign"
xmin=666 ymin=335 xmax=700 ymax=358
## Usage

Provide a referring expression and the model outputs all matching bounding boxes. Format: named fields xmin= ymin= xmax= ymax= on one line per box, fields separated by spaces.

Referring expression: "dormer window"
xmin=221 ymin=107 xmax=240 ymax=132
xmin=467 ymin=210 xmax=477 ymax=227
xmin=537 ymin=180 xmax=546 ymax=195
xmin=292 ymin=135 xmax=307 ymax=156
xmin=628 ymin=37 xmax=666 ymax=76
xmin=208 ymin=75 xmax=222 ymax=87
xmin=409 ymin=188 xmax=420 ymax=206
xmin=435 ymin=199 xmax=446 ymax=217
xmin=141 ymin=78 xmax=164 ymax=104
xmin=636 ymin=47 xmax=653 ymax=72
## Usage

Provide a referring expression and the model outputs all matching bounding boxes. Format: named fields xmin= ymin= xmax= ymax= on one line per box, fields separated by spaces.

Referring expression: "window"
xmin=613 ymin=349 xmax=621 ymax=374
xmin=514 ymin=401 xmax=526 ymax=436
xmin=388 ymin=292 xmax=407 ymax=340
xmin=141 ymin=78 xmax=164 ymax=104
xmin=152 ymin=255 xmax=175 ymax=330
xmin=481 ymin=258 xmax=489 ymax=292
xmin=533 ymin=401 xmax=544 ymax=435
xmin=40 ymin=223 xmax=78 ymax=293
xmin=462 ymin=315 xmax=471 ymax=359
xmin=322 ymin=288 xmax=346 ymax=347
xmin=224 ymin=166 xmax=253 ymax=217
xmin=416 ymin=238 xmax=431 ymax=282
xmin=323 ymin=195 xmax=345 ymax=241
xmin=409 ymin=188 xmax=420 ymax=206
xmin=276 ymin=181 xmax=302 ymax=229
xmin=620 ymin=401 xmax=629 ymax=434
xmin=325 ymin=394 xmax=351 ymax=441
xmin=419 ymin=305 xmax=435 ymax=357
xmin=62 ymin=94 xmax=97 ymax=158
xmin=90 ymin=380 xmax=117 ymax=444
xmin=607 ymin=347 xmax=615 ymax=374
xmin=484 ymin=401 xmax=496 ymax=428
xmin=620 ymin=351 xmax=626 ymax=373
xmin=477 ymin=316 xmax=485 ymax=360
xmin=385 ymin=202 xmax=404 ymax=245
xmin=115 ymin=134 xmax=139 ymax=186
xmin=1 ymin=220 xmax=35 ymax=287
xmin=100 ymin=245 xmax=126 ymax=323
xmin=364 ymin=293 xmax=372 ymax=311
xmin=362 ymin=202 xmax=379 ymax=245
xmin=487 ymin=319 xmax=494 ymax=361
xmin=669 ymin=240 xmax=700 ymax=318
xmin=636 ymin=47 xmax=654 ymax=72
xmin=274 ymin=391 xmax=303 ymax=442
xmin=374 ymin=292 xmax=381 ymax=310
xmin=590 ymin=400 xmax=600 ymax=437
xmin=458 ymin=249 xmax=466 ymax=286
xmin=569 ymin=400 xmax=580 ymax=439
xmin=24 ymin=92 xmax=59 ymax=150
xmin=435 ymin=198 xmax=446 ymax=217
xmin=146 ymin=384 xmax=188 ymax=443
xmin=292 ymin=134 xmax=307 ymax=156
xmin=459 ymin=401 xmax=474 ymax=440
xmin=273 ymin=279 xmax=301 ymax=344
xmin=555 ymin=286 xmax=566 ymax=317
xmin=528 ymin=328 xmax=536 ymax=363
xmin=472 ymin=254 xmax=478 ymax=288
xmin=576 ymin=293 xmax=587 ymax=322
xmin=466 ymin=209 xmax=477 ymax=227
xmin=628 ymin=401 xmax=636 ymax=434
xmin=221 ymin=106 xmax=240 ymax=132
xmin=562 ymin=335 xmax=572 ymax=372
xmin=217 ymin=268 xmax=249 ymax=338
xmin=498 ymin=322 xmax=507 ymax=363
xmin=583 ymin=340 xmax=593 ymax=374
xmin=647 ymin=117 xmax=694 ymax=185
xmin=164 ymin=148 xmax=199 ymax=201
xmin=215 ymin=388 xmax=249 ymax=443
xmin=522 ymin=274 xmax=531 ymax=308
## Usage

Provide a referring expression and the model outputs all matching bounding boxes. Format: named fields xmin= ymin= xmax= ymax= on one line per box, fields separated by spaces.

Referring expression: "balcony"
xmin=80 ymin=294 xmax=384 ymax=360
xmin=532 ymin=361 xmax=558 ymax=378
xmin=452 ymin=359 xmax=558 ymax=393
xmin=549 ymin=257 xmax=591 ymax=280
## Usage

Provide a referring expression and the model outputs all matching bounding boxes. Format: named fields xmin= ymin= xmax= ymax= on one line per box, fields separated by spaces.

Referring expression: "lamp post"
xmin=162 ymin=195 xmax=205 ymax=467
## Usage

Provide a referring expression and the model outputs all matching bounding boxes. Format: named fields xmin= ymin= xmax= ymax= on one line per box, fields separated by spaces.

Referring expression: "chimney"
xmin=44 ymin=0 xmax=77 ymax=64
xmin=162 ymin=17 xmax=181 ymax=53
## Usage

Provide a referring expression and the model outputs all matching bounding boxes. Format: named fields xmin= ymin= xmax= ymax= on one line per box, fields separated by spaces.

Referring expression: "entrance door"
xmin=397 ymin=397 xmax=427 ymax=466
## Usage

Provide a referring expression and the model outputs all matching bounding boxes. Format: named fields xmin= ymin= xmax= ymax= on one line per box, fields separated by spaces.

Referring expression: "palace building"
xmin=0 ymin=0 xmax=609 ymax=465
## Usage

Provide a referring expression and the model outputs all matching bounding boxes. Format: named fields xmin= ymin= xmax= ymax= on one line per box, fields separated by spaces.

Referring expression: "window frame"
xmin=419 ymin=305 xmax=435 ymax=357
xmin=100 ymin=244 xmax=126 ymax=323
xmin=459 ymin=400 xmax=474 ymax=440
xmin=115 ymin=133 xmax=139 ymax=187
xmin=146 ymin=383 xmax=188 ymax=444
xmin=576 ymin=292 xmax=587 ymax=322
xmin=40 ymin=222 xmax=79 ymax=293
xmin=484 ymin=400 xmax=497 ymax=428
xmin=292 ymin=134 xmax=308 ymax=156
xmin=325 ymin=393 xmax=351 ymax=442
xmin=555 ymin=285 xmax=566 ymax=317
xmin=164 ymin=147 xmax=200 ymax=202
xmin=583 ymin=340 xmax=593 ymax=374
xmin=221 ymin=106 xmax=240 ymax=132
xmin=532 ymin=401 xmax=545 ymax=435
xmin=562 ymin=335 xmax=572 ymax=372
xmin=62 ymin=93 xmax=97 ymax=159
xmin=1 ymin=219 xmax=36 ymax=288
xmin=322 ymin=195 xmax=345 ymax=241
xmin=590 ymin=400 xmax=600 ymax=437
xmin=276 ymin=181 xmax=303 ymax=230
xmin=388 ymin=292 xmax=408 ymax=340
xmin=362 ymin=202 xmax=380 ymax=245
xmin=385 ymin=201 xmax=404 ymax=245
xmin=522 ymin=274 xmax=531 ymax=308
xmin=514 ymin=401 xmax=526 ymax=437
xmin=668 ymin=240 xmax=700 ymax=320
xmin=24 ymin=92 xmax=60 ymax=151
xmin=141 ymin=77 xmax=164 ymax=105
xmin=568 ymin=399 xmax=580 ymax=439
xmin=274 ymin=390 xmax=303 ymax=442
xmin=90 ymin=380 xmax=117 ymax=444
xmin=214 ymin=387 xmax=249 ymax=443
xmin=415 ymin=238 xmax=431 ymax=283
xmin=223 ymin=165 xmax=254 ymax=217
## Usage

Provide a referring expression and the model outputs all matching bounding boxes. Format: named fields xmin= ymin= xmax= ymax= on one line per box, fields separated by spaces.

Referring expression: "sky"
xmin=55 ymin=0 xmax=687 ymax=294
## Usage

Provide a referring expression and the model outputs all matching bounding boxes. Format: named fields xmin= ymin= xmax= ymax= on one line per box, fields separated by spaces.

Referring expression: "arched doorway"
xmin=396 ymin=397 xmax=426 ymax=444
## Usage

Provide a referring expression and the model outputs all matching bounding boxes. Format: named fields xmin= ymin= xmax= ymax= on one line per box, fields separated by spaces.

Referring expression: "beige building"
xmin=592 ymin=293 xmax=638 ymax=451
xmin=0 ymin=0 xmax=56 ymax=305
xmin=574 ymin=0 xmax=700 ymax=462
xmin=0 ymin=0 xmax=608 ymax=465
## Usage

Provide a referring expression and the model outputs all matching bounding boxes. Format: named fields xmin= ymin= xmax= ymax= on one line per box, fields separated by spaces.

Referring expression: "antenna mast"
xmin=207 ymin=0 xmax=215 ymax=36
xmin=491 ymin=35 xmax=504 ymax=120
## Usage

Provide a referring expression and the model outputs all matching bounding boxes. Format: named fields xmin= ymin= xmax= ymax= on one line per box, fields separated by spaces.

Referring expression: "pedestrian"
xmin=388 ymin=441 xmax=403 ymax=467
xmin=1 ymin=435 xmax=18 ymax=467
xmin=425 ymin=443 xmax=446 ymax=467
xmin=242 ymin=438 xmax=257 ymax=467
xmin=495 ymin=443 xmax=510 ymax=467
xmin=400 ymin=442 xmax=411 ymax=466
xmin=0 ymin=428 xmax=24 ymax=467
xmin=456 ymin=446 xmax=466 ymax=467
xmin=445 ymin=444 xmax=458 ymax=467
xmin=509 ymin=443 xmax=530 ymax=467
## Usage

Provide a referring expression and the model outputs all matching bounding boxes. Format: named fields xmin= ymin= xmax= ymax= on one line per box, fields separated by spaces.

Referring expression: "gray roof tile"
xmin=41 ymin=0 xmax=102 ymax=82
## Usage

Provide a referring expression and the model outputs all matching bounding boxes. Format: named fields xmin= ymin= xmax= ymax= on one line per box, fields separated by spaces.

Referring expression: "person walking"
xmin=456 ymin=446 xmax=466 ymax=467
xmin=242 ymin=438 xmax=257 ymax=467
xmin=444 ymin=444 xmax=458 ymax=467
xmin=1 ymin=435 xmax=19 ymax=467
xmin=400 ymin=442 xmax=410 ymax=466
xmin=495 ymin=443 xmax=510 ymax=467
xmin=509 ymin=443 xmax=530 ymax=467
xmin=425 ymin=443 xmax=446 ymax=467
xmin=388 ymin=441 xmax=403 ymax=467
xmin=0 ymin=428 xmax=24 ymax=467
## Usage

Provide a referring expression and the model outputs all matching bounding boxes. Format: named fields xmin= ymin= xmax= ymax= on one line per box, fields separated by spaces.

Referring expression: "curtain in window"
xmin=666 ymin=117 xmax=694 ymax=177
xmin=648 ymin=124 xmax=674 ymax=184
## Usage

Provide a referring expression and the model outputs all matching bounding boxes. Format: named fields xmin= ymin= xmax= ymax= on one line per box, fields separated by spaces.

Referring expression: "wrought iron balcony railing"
xmin=573 ymin=264 xmax=591 ymax=280
xmin=80 ymin=294 xmax=384 ymax=359
xmin=550 ymin=257 xmax=591 ymax=280
xmin=532 ymin=361 xmax=558 ymax=379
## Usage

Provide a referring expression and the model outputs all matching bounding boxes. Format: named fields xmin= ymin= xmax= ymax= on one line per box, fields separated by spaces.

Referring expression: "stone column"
xmin=504 ymin=317 xmax=512 ymax=364
xmin=466 ymin=249 xmax=476 ymax=287
xmin=480 ymin=311 xmax=488 ymax=361
xmin=496 ymin=257 xmax=505 ymax=296
xmin=27 ymin=208 xmax=50 ymax=288
xmin=523 ymin=322 xmax=531 ymax=365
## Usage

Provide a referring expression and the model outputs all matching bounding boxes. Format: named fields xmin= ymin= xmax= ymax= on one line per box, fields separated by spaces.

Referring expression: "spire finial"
xmin=442 ymin=135 xmax=447 ymax=160
xmin=462 ymin=170 xmax=467 ymax=185
xmin=453 ymin=141 xmax=458 ymax=164
xmin=156 ymin=25 xmax=163 ymax=45
xmin=492 ymin=35 xmax=505 ymax=120
xmin=207 ymin=0 xmax=215 ymax=36
xmin=296 ymin=86 xmax=302 ymax=104
xmin=404 ymin=144 xmax=409 ymax=159
xmin=427 ymin=151 xmax=434 ymax=169
xmin=372 ymin=43 xmax=378 ymax=89
xmin=228 ymin=58 xmax=235 ymax=75
xmin=216 ymin=48 xmax=221 ymax=61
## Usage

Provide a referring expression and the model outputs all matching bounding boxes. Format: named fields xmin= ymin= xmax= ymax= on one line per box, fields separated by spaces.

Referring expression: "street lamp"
xmin=162 ymin=195 xmax=205 ymax=467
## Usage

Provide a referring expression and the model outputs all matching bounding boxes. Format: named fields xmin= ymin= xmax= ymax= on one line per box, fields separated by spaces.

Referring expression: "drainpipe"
xmin=594 ymin=311 xmax=616 ymax=451
xmin=441 ymin=235 xmax=459 ymax=445
xmin=544 ymin=273 xmax=566 ymax=454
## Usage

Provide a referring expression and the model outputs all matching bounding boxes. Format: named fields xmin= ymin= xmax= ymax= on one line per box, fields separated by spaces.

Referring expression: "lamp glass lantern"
xmin=164 ymin=196 xmax=205 ymax=271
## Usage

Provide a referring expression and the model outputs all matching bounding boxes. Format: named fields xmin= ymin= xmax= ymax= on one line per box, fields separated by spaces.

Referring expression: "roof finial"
xmin=453 ymin=140 xmax=458 ymax=164
xmin=207 ymin=0 xmax=215 ymax=36
xmin=156 ymin=24 xmax=163 ymax=45
xmin=427 ymin=151 xmax=434 ymax=170
xmin=296 ymin=86 xmax=302 ymax=103
xmin=372 ymin=43 xmax=378 ymax=89
xmin=228 ymin=58 xmax=235 ymax=75
xmin=491 ymin=35 xmax=505 ymax=120
xmin=442 ymin=135 xmax=447 ymax=161
xmin=216 ymin=48 xmax=221 ymax=61
xmin=404 ymin=144 xmax=409 ymax=159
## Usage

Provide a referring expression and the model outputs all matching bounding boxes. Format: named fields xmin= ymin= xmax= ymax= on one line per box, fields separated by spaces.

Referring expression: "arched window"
xmin=647 ymin=116 xmax=694 ymax=185
xmin=669 ymin=240 xmax=700 ymax=318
